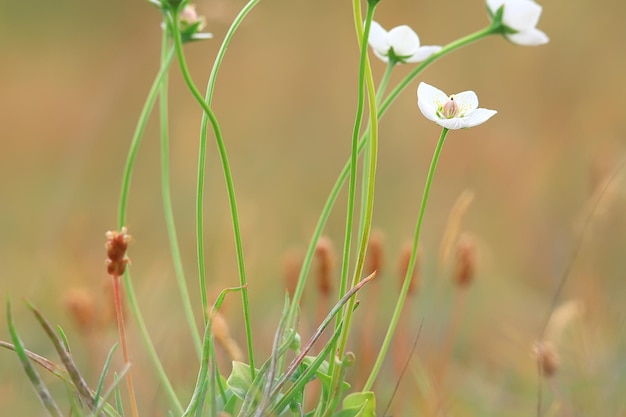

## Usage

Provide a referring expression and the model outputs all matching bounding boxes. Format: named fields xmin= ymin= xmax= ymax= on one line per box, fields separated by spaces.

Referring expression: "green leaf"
xmin=226 ymin=361 xmax=254 ymax=400
xmin=301 ymin=356 xmax=350 ymax=395
xmin=342 ymin=392 xmax=375 ymax=417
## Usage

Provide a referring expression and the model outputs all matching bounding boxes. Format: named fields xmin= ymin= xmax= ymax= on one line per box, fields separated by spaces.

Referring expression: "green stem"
xmin=117 ymin=49 xmax=175 ymax=228
xmin=325 ymin=2 xmax=379 ymax=413
xmin=335 ymin=0 xmax=379 ymax=381
xmin=376 ymin=62 xmax=395 ymax=106
xmin=158 ymin=30 xmax=202 ymax=357
xmin=167 ymin=9 xmax=256 ymax=377
xmin=196 ymin=0 xmax=261 ymax=331
xmin=115 ymin=39 xmax=183 ymax=413
xmin=363 ymin=128 xmax=450 ymax=390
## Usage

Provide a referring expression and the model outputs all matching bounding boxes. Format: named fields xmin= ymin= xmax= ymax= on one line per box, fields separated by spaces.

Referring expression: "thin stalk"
xmin=323 ymin=3 xmax=379 ymax=413
xmin=196 ymin=0 xmax=261 ymax=328
xmin=167 ymin=9 xmax=256 ymax=376
xmin=117 ymin=48 xmax=175 ymax=227
xmin=332 ymin=0 xmax=379 ymax=385
xmin=376 ymin=62 xmax=395 ymax=107
xmin=194 ymin=0 xmax=261 ymax=355
xmin=159 ymin=29 xmax=202 ymax=357
xmin=363 ymin=128 xmax=450 ymax=390
xmin=115 ymin=40 xmax=183 ymax=414
xmin=111 ymin=274 xmax=139 ymax=417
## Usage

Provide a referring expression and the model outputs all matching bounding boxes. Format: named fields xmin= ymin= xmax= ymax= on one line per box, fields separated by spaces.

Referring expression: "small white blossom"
xmin=368 ymin=21 xmax=442 ymax=64
xmin=487 ymin=0 xmax=549 ymax=46
xmin=417 ymin=82 xmax=497 ymax=130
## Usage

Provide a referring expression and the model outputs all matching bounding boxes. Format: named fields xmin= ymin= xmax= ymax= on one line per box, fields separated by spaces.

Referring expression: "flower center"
xmin=440 ymin=95 xmax=461 ymax=119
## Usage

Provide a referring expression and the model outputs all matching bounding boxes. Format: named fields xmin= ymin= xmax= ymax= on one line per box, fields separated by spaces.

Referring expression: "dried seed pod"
xmin=314 ymin=236 xmax=336 ymax=297
xmin=64 ymin=288 xmax=96 ymax=332
xmin=366 ymin=230 xmax=385 ymax=277
xmin=105 ymin=227 xmax=131 ymax=276
xmin=531 ymin=340 xmax=560 ymax=377
xmin=453 ymin=233 xmax=476 ymax=288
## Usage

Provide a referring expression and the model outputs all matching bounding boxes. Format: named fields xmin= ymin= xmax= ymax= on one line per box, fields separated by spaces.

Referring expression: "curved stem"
xmin=168 ymin=9 xmax=256 ymax=377
xmin=335 ymin=0 xmax=379 ymax=379
xmin=376 ymin=62 xmax=395 ymax=106
xmin=363 ymin=128 xmax=450 ymax=390
xmin=115 ymin=40 xmax=183 ymax=413
xmin=196 ymin=0 xmax=261 ymax=331
xmin=324 ymin=2 xmax=379 ymax=413
xmin=159 ymin=31 xmax=202 ymax=357
xmin=117 ymin=49 xmax=175 ymax=228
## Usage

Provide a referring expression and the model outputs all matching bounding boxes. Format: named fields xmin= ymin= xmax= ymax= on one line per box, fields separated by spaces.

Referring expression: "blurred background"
xmin=1 ymin=0 xmax=626 ymax=415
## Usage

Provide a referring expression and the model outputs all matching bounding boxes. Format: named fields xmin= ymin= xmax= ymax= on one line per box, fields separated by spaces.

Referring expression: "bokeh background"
xmin=2 ymin=0 xmax=626 ymax=415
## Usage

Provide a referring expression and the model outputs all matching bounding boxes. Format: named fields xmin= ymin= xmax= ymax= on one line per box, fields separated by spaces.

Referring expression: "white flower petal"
xmin=503 ymin=0 xmax=542 ymax=31
xmin=435 ymin=118 xmax=470 ymax=130
xmin=368 ymin=21 xmax=390 ymax=55
xmin=507 ymin=28 xmax=549 ymax=45
xmin=417 ymin=82 xmax=446 ymax=122
xmin=387 ymin=25 xmax=420 ymax=56
xmin=405 ymin=45 xmax=442 ymax=63
xmin=452 ymin=90 xmax=479 ymax=112
xmin=372 ymin=49 xmax=390 ymax=63
xmin=462 ymin=108 xmax=498 ymax=128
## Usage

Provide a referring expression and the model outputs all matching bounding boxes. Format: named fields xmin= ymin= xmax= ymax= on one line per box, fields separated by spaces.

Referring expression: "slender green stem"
xmin=117 ymin=49 xmax=175 ymax=228
xmin=158 ymin=30 xmax=202 ymax=357
xmin=196 ymin=0 xmax=261 ymax=336
xmin=376 ymin=62 xmax=395 ymax=106
xmin=167 ymin=9 xmax=256 ymax=376
xmin=195 ymin=0 xmax=261 ymax=325
xmin=335 ymin=0 xmax=371 ymax=320
xmin=205 ymin=0 xmax=261 ymax=107
xmin=196 ymin=0 xmax=261 ymax=330
xmin=115 ymin=38 xmax=183 ymax=413
xmin=335 ymin=0 xmax=379 ymax=378
xmin=363 ymin=128 xmax=450 ymax=390
xmin=325 ymin=4 xmax=379 ymax=413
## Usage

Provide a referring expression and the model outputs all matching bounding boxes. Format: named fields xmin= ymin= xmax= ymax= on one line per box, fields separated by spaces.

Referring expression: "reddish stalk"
xmin=106 ymin=228 xmax=139 ymax=417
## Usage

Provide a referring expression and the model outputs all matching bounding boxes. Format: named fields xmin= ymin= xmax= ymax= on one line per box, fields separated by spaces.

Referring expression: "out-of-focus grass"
xmin=1 ymin=0 xmax=626 ymax=416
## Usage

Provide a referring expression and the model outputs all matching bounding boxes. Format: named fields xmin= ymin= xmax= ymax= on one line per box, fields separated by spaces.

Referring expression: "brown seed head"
xmin=105 ymin=227 xmax=131 ymax=276
xmin=439 ymin=190 xmax=474 ymax=268
xmin=315 ymin=236 xmax=336 ymax=297
xmin=366 ymin=230 xmax=384 ymax=277
xmin=283 ymin=249 xmax=303 ymax=297
xmin=453 ymin=233 xmax=476 ymax=288
xmin=64 ymin=288 xmax=96 ymax=332
xmin=531 ymin=340 xmax=560 ymax=377
xmin=210 ymin=310 xmax=243 ymax=362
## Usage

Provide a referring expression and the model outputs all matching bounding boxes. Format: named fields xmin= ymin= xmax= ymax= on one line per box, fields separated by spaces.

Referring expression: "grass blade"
xmin=6 ymin=299 xmax=63 ymax=417
xmin=94 ymin=343 xmax=119 ymax=410
xmin=27 ymin=301 xmax=98 ymax=412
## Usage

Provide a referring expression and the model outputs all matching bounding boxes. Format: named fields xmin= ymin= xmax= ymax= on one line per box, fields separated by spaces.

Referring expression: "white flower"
xmin=417 ymin=82 xmax=497 ymax=130
xmin=368 ymin=21 xmax=442 ymax=64
xmin=487 ymin=0 xmax=549 ymax=46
